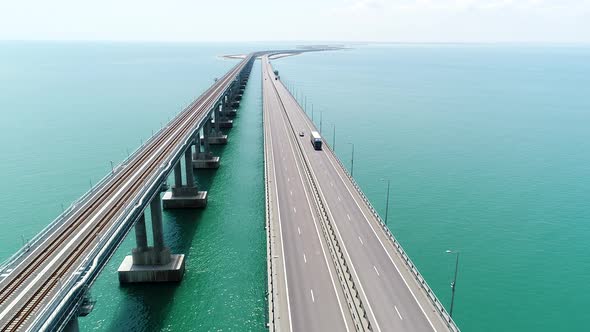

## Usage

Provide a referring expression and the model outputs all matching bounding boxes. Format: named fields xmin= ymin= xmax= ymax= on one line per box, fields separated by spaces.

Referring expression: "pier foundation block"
xmin=118 ymin=253 xmax=185 ymax=283
xmin=212 ymin=119 xmax=233 ymax=129
xmin=193 ymin=152 xmax=220 ymax=169
xmin=226 ymin=109 xmax=238 ymax=118
xmin=162 ymin=187 xmax=207 ymax=209
xmin=208 ymin=135 xmax=228 ymax=145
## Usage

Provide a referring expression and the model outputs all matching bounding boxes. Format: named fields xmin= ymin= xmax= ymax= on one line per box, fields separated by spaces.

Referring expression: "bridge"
xmin=262 ymin=55 xmax=459 ymax=332
xmin=0 ymin=50 xmax=460 ymax=332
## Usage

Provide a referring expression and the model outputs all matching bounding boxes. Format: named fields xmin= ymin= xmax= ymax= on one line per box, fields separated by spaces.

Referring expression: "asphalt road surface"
xmin=263 ymin=56 xmax=353 ymax=332
xmin=264 ymin=55 xmax=451 ymax=332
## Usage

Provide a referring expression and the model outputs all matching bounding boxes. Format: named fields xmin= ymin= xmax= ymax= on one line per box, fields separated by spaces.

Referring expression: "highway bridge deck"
xmin=263 ymin=56 xmax=354 ymax=332
xmin=263 ymin=55 xmax=459 ymax=331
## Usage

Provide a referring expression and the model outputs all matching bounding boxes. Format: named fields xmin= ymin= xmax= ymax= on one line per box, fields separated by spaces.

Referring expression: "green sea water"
xmin=1 ymin=42 xmax=589 ymax=331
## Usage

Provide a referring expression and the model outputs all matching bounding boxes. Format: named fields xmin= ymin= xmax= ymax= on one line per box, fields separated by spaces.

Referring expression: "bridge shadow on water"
xmin=104 ymin=142 xmax=229 ymax=331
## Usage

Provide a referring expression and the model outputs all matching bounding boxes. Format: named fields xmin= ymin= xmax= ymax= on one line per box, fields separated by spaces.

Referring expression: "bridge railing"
xmin=29 ymin=58 xmax=255 ymax=331
xmin=262 ymin=101 xmax=277 ymax=332
xmin=324 ymin=146 xmax=461 ymax=332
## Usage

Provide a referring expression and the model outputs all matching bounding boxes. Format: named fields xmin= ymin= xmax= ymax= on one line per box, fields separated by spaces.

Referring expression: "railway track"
xmin=0 ymin=55 xmax=254 ymax=331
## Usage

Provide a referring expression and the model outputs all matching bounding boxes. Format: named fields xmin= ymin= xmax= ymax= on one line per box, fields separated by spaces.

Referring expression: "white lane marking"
xmin=395 ymin=306 xmax=403 ymax=320
xmin=293 ymin=207 xmax=297 ymax=213
xmin=331 ymin=182 xmax=334 ymax=187
xmin=265 ymin=76 xmax=294 ymax=332
xmin=287 ymin=177 xmax=290 ymax=182
xmin=298 ymin=227 xmax=301 ymax=235
xmin=273 ymin=75 xmax=350 ymax=332
xmin=290 ymin=190 xmax=293 ymax=196
xmin=338 ymin=196 xmax=341 ymax=201
xmin=283 ymin=79 xmax=436 ymax=330
xmin=321 ymin=136 xmax=438 ymax=331
xmin=310 ymin=289 xmax=315 ymax=303
xmin=303 ymin=253 xmax=307 ymax=263
xmin=275 ymin=76 xmax=378 ymax=332
xmin=347 ymin=214 xmax=351 ymax=221
xmin=374 ymin=265 xmax=380 ymax=276
xmin=358 ymin=236 xmax=364 ymax=245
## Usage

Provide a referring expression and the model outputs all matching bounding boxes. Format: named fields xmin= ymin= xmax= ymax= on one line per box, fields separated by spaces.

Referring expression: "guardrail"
xmin=262 ymin=92 xmax=277 ymax=332
xmin=324 ymin=147 xmax=461 ymax=332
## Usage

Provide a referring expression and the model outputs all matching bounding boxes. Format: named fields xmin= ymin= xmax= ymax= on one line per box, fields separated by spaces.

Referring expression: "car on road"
xmin=299 ymin=131 xmax=305 ymax=137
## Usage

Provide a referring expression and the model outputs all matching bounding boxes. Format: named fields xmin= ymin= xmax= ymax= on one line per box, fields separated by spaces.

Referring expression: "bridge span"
xmin=0 ymin=53 xmax=257 ymax=331
xmin=262 ymin=55 xmax=460 ymax=332
xmin=0 ymin=50 xmax=460 ymax=332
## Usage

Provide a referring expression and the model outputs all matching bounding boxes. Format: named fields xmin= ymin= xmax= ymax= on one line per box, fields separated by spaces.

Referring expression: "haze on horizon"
xmin=0 ymin=0 xmax=589 ymax=43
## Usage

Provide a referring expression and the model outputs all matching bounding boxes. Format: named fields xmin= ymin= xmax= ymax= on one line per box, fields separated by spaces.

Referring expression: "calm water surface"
xmin=1 ymin=42 xmax=588 ymax=331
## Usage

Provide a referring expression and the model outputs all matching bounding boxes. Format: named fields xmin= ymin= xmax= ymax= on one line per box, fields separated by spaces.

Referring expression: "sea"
xmin=0 ymin=42 xmax=589 ymax=331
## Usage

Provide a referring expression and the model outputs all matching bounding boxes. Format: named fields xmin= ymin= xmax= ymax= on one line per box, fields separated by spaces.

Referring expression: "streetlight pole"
xmin=385 ymin=179 xmax=390 ymax=225
xmin=320 ymin=111 xmax=323 ymax=134
xmin=332 ymin=124 xmax=336 ymax=152
xmin=347 ymin=143 xmax=355 ymax=177
xmin=446 ymin=250 xmax=460 ymax=318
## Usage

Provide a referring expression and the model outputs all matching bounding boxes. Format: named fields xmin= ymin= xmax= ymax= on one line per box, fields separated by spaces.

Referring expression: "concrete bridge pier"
xmin=228 ymin=83 xmax=243 ymax=109
xmin=209 ymin=105 xmax=230 ymax=143
xmin=117 ymin=198 xmax=185 ymax=283
xmin=64 ymin=316 xmax=80 ymax=332
xmin=211 ymin=100 xmax=234 ymax=130
xmin=162 ymin=147 xmax=208 ymax=208
xmin=194 ymin=122 xmax=220 ymax=169
xmin=221 ymin=94 xmax=237 ymax=118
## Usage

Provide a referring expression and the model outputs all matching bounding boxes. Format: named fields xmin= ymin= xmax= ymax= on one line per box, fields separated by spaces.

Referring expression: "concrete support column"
xmin=194 ymin=133 xmax=201 ymax=153
xmin=184 ymin=148 xmax=194 ymax=187
xmin=150 ymin=197 xmax=165 ymax=250
xmin=134 ymin=214 xmax=148 ymax=250
xmin=64 ymin=317 xmax=80 ymax=332
xmin=203 ymin=121 xmax=211 ymax=154
xmin=173 ymin=162 xmax=182 ymax=188
xmin=214 ymin=104 xmax=221 ymax=132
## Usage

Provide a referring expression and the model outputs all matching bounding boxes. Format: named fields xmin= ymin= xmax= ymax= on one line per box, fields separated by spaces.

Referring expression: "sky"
xmin=0 ymin=0 xmax=589 ymax=43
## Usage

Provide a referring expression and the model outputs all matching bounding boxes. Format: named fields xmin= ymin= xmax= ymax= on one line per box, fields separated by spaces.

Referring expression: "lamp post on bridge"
xmin=380 ymin=178 xmax=391 ymax=226
xmin=445 ymin=249 xmax=460 ymax=318
xmin=332 ymin=123 xmax=336 ymax=152
xmin=347 ymin=142 xmax=355 ymax=177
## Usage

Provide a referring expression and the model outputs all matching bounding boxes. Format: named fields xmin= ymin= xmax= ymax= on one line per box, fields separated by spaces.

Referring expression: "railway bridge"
xmin=0 ymin=50 xmax=460 ymax=332
xmin=0 ymin=53 xmax=257 ymax=331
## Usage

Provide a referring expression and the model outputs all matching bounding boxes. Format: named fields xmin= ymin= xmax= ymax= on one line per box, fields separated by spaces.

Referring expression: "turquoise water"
xmin=274 ymin=44 xmax=590 ymax=331
xmin=0 ymin=42 xmax=270 ymax=331
xmin=1 ymin=42 xmax=589 ymax=331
